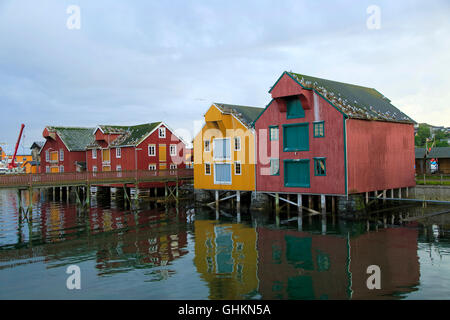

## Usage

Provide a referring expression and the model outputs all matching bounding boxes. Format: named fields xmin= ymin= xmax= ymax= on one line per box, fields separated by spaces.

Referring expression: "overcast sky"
xmin=0 ymin=0 xmax=449 ymax=154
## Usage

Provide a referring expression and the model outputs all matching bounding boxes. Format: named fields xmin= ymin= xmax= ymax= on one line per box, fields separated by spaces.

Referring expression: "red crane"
xmin=8 ymin=124 xmax=25 ymax=169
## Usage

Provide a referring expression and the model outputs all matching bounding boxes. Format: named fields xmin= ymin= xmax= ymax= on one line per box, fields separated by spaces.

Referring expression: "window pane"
xmin=215 ymin=163 xmax=231 ymax=183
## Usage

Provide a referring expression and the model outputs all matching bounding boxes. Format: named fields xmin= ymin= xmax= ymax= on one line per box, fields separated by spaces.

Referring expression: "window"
xmin=148 ymin=144 xmax=156 ymax=156
xmin=45 ymin=150 xmax=50 ymax=162
xmin=204 ymin=140 xmax=210 ymax=152
xmin=116 ymin=148 xmax=121 ymax=158
xmin=214 ymin=163 xmax=232 ymax=185
xmin=286 ymin=96 xmax=305 ymax=119
xmin=92 ymin=166 xmax=97 ymax=172
xmin=283 ymin=123 xmax=309 ymax=152
xmin=270 ymin=159 xmax=280 ymax=176
xmin=159 ymin=127 xmax=166 ymax=138
xmin=116 ymin=165 xmax=122 ymax=171
xmin=314 ymin=121 xmax=325 ymax=138
xmin=46 ymin=166 xmax=50 ymax=173
xmin=213 ymin=138 xmax=231 ymax=160
xmin=205 ymin=163 xmax=211 ymax=175
xmin=234 ymin=161 xmax=241 ymax=175
xmin=269 ymin=126 xmax=279 ymax=141
xmin=60 ymin=165 xmax=64 ymax=173
xmin=148 ymin=164 xmax=156 ymax=171
xmin=170 ymin=145 xmax=177 ymax=156
xmin=314 ymin=158 xmax=326 ymax=176
xmin=60 ymin=149 xmax=64 ymax=162
xmin=234 ymin=137 xmax=241 ymax=151
xmin=92 ymin=149 xmax=97 ymax=159
xmin=170 ymin=164 xmax=177 ymax=169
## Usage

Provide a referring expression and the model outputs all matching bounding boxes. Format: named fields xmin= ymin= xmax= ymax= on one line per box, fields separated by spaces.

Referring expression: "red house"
xmin=40 ymin=126 xmax=95 ymax=173
xmin=254 ymin=72 xmax=416 ymax=201
xmin=86 ymin=122 xmax=187 ymax=173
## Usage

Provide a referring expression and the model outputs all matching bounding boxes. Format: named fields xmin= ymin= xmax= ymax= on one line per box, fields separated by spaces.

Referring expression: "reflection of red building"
xmin=256 ymin=226 xmax=420 ymax=300
xmin=349 ymin=227 xmax=420 ymax=299
xmin=257 ymin=228 xmax=349 ymax=300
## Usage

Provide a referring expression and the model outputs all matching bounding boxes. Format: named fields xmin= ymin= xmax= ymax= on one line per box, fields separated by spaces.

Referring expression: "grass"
xmin=416 ymin=180 xmax=450 ymax=186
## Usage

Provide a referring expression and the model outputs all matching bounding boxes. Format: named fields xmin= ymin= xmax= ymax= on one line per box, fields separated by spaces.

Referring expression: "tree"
xmin=415 ymin=124 xmax=431 ymax=147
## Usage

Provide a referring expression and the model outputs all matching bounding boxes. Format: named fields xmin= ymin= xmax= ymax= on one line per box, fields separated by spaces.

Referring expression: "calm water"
xmin=0 ymin=188 xmax=449 ymax=300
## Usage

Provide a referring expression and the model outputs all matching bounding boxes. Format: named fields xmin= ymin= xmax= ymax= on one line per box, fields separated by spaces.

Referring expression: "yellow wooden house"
xmin=194 ymin=103 xmax=263 ymax=193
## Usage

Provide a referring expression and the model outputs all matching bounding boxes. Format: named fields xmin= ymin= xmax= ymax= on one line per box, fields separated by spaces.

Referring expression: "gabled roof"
xmin=30 ymin=141 xmax=44 ymax=150
xmin=213 ymin=103 xmax=264 ymax=128
xmin=46 ymin=126 xmax=96 ymax=151
xmin=90 ymin=122 xmax=162 ymax=147
xmin=273 ymin=72 xmax=415 ymax=124
xmin=415 ymin=147 xmax=427 ymax=159
xmin=428 ymin=147 xmax=450 ymax=159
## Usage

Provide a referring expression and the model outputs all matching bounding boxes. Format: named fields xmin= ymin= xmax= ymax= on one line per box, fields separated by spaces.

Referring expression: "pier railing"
xmin=0 ymin=168 xmax=193 ymax=189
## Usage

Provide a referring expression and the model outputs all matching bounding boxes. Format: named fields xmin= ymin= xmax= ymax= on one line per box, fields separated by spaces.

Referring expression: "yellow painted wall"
xmin=7 ymin=155 xmax=33 ymax=173
xmin=194 ymin=104 xmax=256 ymax=191
xmin=193 ymin=220 xmax=259 ymax=299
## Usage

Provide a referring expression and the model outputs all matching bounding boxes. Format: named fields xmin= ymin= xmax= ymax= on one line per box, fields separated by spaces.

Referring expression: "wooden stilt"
xmin=308 ymin=195 xmax=313 ymax=209
xmin=275 ymin=193 xmax=280 ymax=214
xmin=215 ymin=190 xmax=219 ymax=208
xmin=320 ymin=195 xmax=326 ymax=211
xmin=365 ymin=192 xmax=369 ymax=204
xmin=236 ymin=191 xmax=241 ymax=213
xmin=332 ymin=196 xmax=336 ymax=214
xmin=398 ymin=188 xmax=402 ymax=199
xmin=297 ymin=194 xmax=302 ymax=213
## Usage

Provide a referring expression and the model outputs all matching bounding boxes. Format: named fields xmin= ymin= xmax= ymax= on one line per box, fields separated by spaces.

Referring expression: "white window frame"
xmin=213 ymin=163 xmax=232 ymax=185
xmin=213 ymin=138 xmax=231 ymax=161
xmin=159 ymin=127 xmax=166 ymax=138
xmin=148 ymin=144 xmax=156 ymax=156
xmin=204 ymin=140 xmax=210 ymax=152
xmin=148 ymin=164 xmax=157 ymax=171
xmin=234 ymin=161 xmax=242 ymax=175
xmin=170 ymin=164 xmax=177 ymax=169
xmin=46 ymin=166 xmax=50 ymax=173
xmin=204 ymin=162 xmax=211 ymax=175
xmin=270 ymin=158 xmax=280 ymax=176
xmin=116 ymin=165 xmax=122 ymax=172
xmin=92 ymin=166 xmax=98 ymax=172
xmin=45 ymin=150 xmax=50 ymax=162
xmin=92 ymin=149 xmax=97 ymax=159
xmin=170 ymin=144 xmax=177 ymax=156
xmin=60 ymin=149 xmax=64 ymax=162
xmin=116 ymin=148 xmax=121 ymax=158
xmin=60 ymin=165 xmax=64 ymax=173
xmin=234 ymin=137 xmax=241 ymax=151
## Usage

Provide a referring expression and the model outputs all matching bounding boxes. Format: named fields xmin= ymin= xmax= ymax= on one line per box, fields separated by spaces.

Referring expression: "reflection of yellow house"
xmin=193 ymin=103 xmax=263 ymax=192
xmin=193 ymin=220 xmax=259 ymax=299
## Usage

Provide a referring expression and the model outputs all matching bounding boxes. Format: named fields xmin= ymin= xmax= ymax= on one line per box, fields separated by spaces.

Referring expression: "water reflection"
xmin=0 ymin=189 xmax=449 ymax=299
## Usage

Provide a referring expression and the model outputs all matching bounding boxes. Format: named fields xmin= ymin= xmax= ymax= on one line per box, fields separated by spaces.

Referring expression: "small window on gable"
xmin=204 ymin=140 xmax=210 ymax=152
xmin=45 ymin=150 xmax=50 ymax=162
xmin=92 ymin=149 xmax=97 ymax=159
xmin=314 ymin=158 xmax=326 ymax=176
xmin=159 ymin=127 xmax=166 ymax=138
xmin=234 ymin=137 xmax=241 ymax=151
xmin=314 ymin=122 xmax=325 ymax=138
xmin=116 ymin=147 xmax=121 ymax=158
xmin=60 ymin=149 xmax=64 ymax=162
xmin=286 ymin=96 xmax=305 ymax=119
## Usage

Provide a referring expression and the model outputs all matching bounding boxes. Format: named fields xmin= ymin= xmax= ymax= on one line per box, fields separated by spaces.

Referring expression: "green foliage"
xmin=415 ymin=124 xmax=431 ymax=147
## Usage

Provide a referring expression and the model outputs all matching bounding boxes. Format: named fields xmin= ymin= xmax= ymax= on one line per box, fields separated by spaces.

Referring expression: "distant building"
xmin=428 ymin=147 xmax=450 ymax=174
xmin=86 ymin=122 xmax=187 ymax=173
xmin=30 ymin=141 xmax=44 ymax=173
xmin=40 ymin=126 xmax=95 ymax=173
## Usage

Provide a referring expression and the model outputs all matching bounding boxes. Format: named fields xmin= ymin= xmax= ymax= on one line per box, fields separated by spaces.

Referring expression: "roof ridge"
xmin=287 ymin=71 xmax=377 ymax=91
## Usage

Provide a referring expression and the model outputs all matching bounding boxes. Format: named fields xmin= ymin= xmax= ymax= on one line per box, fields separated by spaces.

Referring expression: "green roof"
xmin=96 ymin=122 xmax=162 ymax=147
xmin=214 ymin=103 xmax=264 ymax=128
xmin=284 ymin=72 xmax=415 ymax=123
xmin=415 ymin=147 xmax=427 ymax=159
xmin=428 ymin=147 xmax=450 ymax=159
xmin=47 ymin=127 xmax=95 ymax=151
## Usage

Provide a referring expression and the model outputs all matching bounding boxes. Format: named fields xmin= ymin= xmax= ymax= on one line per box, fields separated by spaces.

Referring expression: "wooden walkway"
xmin=0 ymin=169 xmax=193 ymax=189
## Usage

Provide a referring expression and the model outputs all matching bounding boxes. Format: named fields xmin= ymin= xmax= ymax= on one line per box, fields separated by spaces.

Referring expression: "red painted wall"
xmin=40 ymin=134 xmax=87 ymax=173
xmin=347 ymin=120 xmax=416 ymax=193
xmin=87 ymin=124 xmax=187 ymax=172
xmin=255 ymin=73 xmax=346 ymax=195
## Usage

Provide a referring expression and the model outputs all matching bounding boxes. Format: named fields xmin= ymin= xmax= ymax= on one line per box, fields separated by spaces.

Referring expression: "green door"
xmin=284 ymin=159 xmax=310 ymax=188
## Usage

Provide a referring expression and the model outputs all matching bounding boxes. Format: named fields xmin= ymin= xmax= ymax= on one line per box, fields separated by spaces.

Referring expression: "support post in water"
xmin=320 ymin=195 xmax=326 ymax=211
xmin=236 ymin=191 xmax=241 ymax=212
